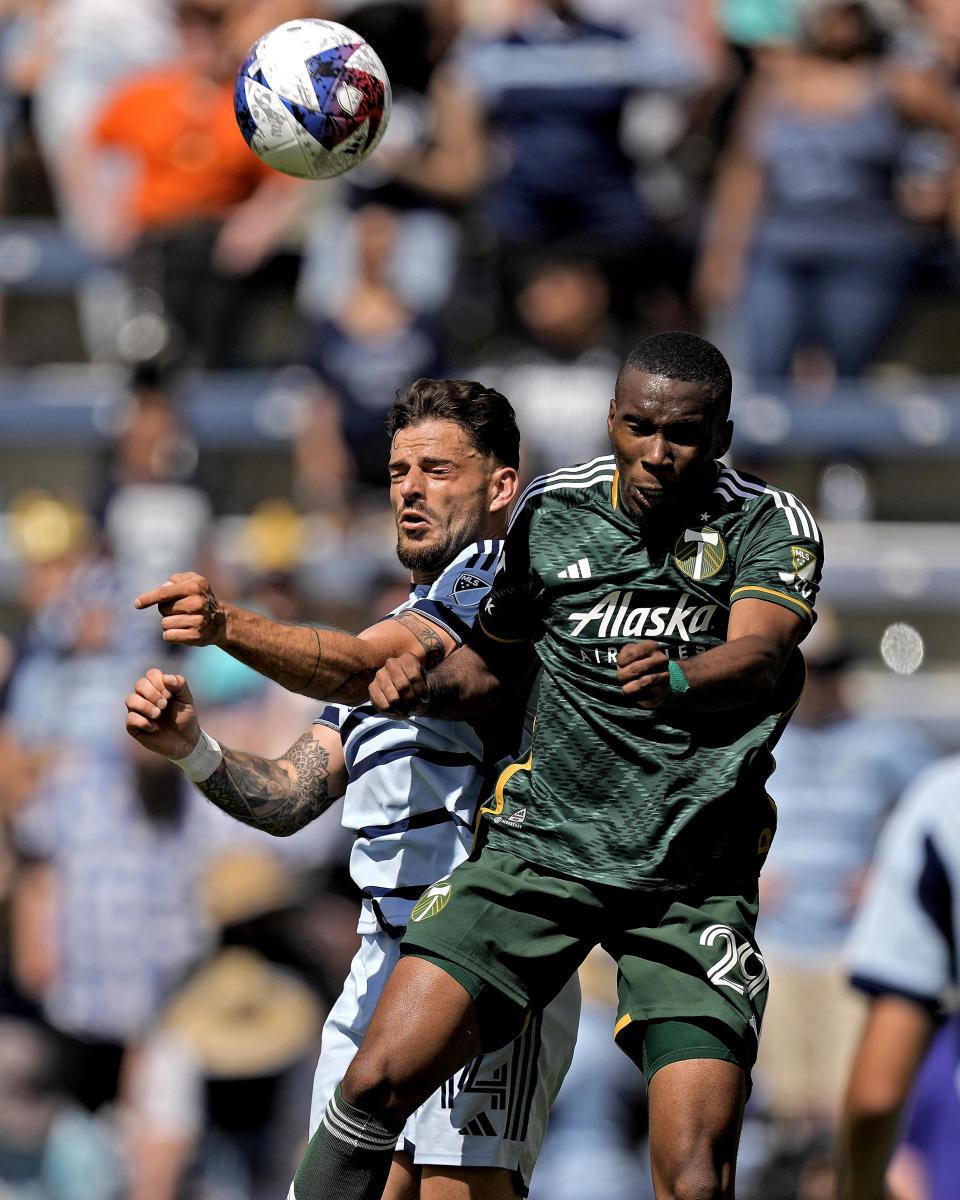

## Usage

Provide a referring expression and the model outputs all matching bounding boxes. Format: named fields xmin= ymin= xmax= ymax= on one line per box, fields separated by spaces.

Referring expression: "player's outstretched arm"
xmin=125 ymin=669 xmax=347 ymax=836
xmin=133 ymin=572 xmax=459 ymax=704
xmin=617 ymin=598 xmax=807 ymax=711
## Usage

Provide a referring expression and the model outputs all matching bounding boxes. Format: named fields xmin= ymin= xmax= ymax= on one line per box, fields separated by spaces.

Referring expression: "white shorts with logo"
xmin=310 ymin=930 xmax=580 ymax=1190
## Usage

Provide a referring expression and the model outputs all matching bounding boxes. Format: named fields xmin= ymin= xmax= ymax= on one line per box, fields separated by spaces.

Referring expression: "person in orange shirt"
xmin=83 ymin=0 xmax=309 ymax=367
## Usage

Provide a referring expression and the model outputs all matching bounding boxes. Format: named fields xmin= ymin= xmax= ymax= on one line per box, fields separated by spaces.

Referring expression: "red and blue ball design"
xmin=234 ymin=19 xmax=391 ymax=180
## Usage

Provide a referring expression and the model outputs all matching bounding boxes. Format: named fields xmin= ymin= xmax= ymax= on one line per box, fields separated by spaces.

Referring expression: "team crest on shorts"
xmin=451 ymin=573 xmax=487 ymax=607
xmin=410 ymin=878 xmax=452 ymax=922
xmin=673 ymin=527 xmax=726 ymax=581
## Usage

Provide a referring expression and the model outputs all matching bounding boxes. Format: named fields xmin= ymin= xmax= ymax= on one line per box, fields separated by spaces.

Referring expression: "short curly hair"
xmin=616 ymin=332 xmax=732 ymax=420
xmin=388 ymin=378 xmax=520 ymax=470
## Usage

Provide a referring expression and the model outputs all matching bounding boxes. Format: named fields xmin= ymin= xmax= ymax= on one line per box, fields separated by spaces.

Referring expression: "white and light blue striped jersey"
xmin=847 ymin=754 xmax=960 ymax=1013
xmin=316 ymin=540 xmax=511 ymax=935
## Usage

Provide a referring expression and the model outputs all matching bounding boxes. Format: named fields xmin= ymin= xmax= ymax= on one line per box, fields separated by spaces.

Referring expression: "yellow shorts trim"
xmin=614 ymin=1012 xmax=633 ymax=1039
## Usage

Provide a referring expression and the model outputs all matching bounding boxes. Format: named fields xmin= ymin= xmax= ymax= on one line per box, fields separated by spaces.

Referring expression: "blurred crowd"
xmin=0 ymin=0 xmax=958 ymax=1198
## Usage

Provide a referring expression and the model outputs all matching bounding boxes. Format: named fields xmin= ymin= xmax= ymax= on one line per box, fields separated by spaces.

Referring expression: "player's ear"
xmin=607 ymin=397 xmax=617 ymax=441
xmin=717 ymin=418 xmax=733 ymax=459
xmin=489 ymin=465 xmax=518 ymax=512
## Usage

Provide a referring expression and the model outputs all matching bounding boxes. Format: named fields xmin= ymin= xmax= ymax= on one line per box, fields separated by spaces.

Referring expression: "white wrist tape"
xmin=173 ymin=729 xmax=223 ymax=782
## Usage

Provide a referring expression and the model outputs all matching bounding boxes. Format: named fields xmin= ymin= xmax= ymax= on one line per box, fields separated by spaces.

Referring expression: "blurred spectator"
xmin=755 ymin=609 xmax=938 ymax=1123
xmin=477 ymin=253 xmax=621 ymax=475
xmin=0 ymin=1016 xmax=124 ymax=1200
xmin=0 ymin=485 xmax=345 ymax=1119
xmin=303 ymin=204 xmax=444 ymax=493
xmin=2 ymin=492 xmax=151 ymax=751
xmin=719 ymin=0 xmax=805 ymax=56
xmin=841 ymin=753 xmax=960 ymax=1199
xmin=446 ymin=0 xmax=708 ymax=243
xmin=695 ymin=0 xmax=960 ymax=385
xmin=894 ymin=0 xmax=960 ymax=327
xmin=78 ymin=0 xmax=308 ymax=368
xmin=377 ymin=0 xmax=712 ymax=334
xmin=8 ymin=734 xmax=342 ymax=1117
xmin=574 ymin=0 xmax=722 ymax=51
xmin=96 ymin=377 xmax=212 ymax=599
xmin=124 ymin=946 xmax=324 ymax=1200
xmin=27 ymin=0 xmax=177 ymax=234
xmin=9 ymin=742 xmax=218 ymax=1112
xmin=296 ymin=2 xmax=464 ymax=321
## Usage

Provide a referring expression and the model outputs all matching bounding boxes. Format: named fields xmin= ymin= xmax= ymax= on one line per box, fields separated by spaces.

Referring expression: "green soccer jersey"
xmin=476 ymin=454 xmax=824 ymax=891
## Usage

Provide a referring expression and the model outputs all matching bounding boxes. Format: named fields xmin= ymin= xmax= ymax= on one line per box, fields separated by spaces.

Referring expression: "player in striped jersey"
xmin=841 ymin=757 xmax=960 ymax=1199
xmin=296 ymin=333 xmax=825 ymax=1200
xmin=126 ymin=378 xmax=579 ymax=1200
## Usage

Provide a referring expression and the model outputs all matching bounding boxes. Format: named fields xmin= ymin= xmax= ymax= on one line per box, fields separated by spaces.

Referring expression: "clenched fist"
xmin=617 ymin=640 xmax=670 ymax=709
xmin=369 ymin=653 xmax=431 ymax=718
xmin=125 ymin=669 xmax=201 ymax=760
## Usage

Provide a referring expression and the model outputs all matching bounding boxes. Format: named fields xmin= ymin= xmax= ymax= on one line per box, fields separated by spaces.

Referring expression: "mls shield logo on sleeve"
xmin=779 ymin=547 xmax=818 ymax=598
xmin=673 ymin=527 xmax=726 ymax=581
xmin=451 ymin=572 xmax=488 ymax=607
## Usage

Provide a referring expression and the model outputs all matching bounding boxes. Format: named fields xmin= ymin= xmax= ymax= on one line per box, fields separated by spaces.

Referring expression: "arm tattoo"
xmin=195 ymin=731 xmax=336 ymax=837
xmin=393 ymin=612 xmax=446 ymax=668
xmin=296 ymin=626 xmax=324 ymax=695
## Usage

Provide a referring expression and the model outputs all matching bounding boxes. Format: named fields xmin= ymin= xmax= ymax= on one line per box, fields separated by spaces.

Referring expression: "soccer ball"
xmin=234 ymin=18 xmax=391 ymax=180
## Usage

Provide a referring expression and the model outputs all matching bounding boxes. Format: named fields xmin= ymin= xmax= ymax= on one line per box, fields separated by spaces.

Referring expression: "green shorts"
xmin=401 ymin=846 xmax=767 ymax=1081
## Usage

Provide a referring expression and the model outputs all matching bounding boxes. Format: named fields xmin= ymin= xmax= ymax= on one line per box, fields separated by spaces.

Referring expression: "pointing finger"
xmin=134 ymin=580 xmax=179 ymax=610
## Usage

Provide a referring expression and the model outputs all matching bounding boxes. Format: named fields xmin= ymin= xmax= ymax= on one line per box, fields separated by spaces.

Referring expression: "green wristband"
xmin=667 ymin=660 xmax=690 ymax=699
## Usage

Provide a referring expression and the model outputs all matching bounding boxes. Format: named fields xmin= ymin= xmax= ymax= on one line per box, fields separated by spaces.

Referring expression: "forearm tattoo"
xmin=393 ymin=612 xmax=446 ymax=668
xmin=297 ymin=626 xmax=324 ymax=694
xmin=196 ymin=731 xmax=335 ymax=836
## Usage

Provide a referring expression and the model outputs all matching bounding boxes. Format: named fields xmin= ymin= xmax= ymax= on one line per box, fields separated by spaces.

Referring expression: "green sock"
xmin=291 ymin=1083 xmax=400 ymax=1200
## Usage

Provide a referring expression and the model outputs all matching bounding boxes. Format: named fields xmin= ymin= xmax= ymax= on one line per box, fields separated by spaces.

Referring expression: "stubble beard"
xmin=396 ymin=529 xmax=458 ymax=573
xmin=396 ymin=511 xmax=485 ymax=574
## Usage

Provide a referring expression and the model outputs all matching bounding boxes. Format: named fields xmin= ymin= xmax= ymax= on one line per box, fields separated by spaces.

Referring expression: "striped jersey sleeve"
xmin=314 ymin=703 xmax=347 ymax=733
xmin=718 ymin=468 xmax=823 ymax=624
xmin=847 ymin=758 xmax=960 ymax=1011
xmin=406 ymin=539 xmax=502 ymax=644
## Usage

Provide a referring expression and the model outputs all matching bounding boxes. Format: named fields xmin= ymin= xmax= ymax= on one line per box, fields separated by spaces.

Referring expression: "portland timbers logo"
xmin=410 ymin=878 xmax=452 ymax=922
xmin=673 ymin=527 xmax=726 ymax=581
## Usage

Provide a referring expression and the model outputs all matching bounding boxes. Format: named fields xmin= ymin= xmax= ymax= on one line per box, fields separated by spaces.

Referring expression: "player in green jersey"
xmin=294 ymin=332 xmax=823 ymax=1200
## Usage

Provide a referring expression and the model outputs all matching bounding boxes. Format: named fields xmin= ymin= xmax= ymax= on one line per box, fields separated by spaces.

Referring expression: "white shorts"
xmin=310 ymin=931 xmax=580 ymax=1190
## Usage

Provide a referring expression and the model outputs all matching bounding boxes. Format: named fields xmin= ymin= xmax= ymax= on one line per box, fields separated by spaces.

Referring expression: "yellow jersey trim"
xmin=614 ymin=1013 xmax=633 ymax=1039
xmin=730 ymin=585 xmax=813 ymax=620
xmin=611 ymin=470 xmax=620 ymax=511
xmin=473 ymin=749 xmax=532 ymax=851
xmin=476 ymin=614 xmax=528 ymax=645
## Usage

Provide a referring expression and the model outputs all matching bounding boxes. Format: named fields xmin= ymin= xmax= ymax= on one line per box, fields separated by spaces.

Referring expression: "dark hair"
xmin=388 ymin=378 xmax=520 ymax=470
xmin=802 ymin=1 xmax=889 ymax=60
xmin=616 ymin=332 xmax=733 ymax=420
